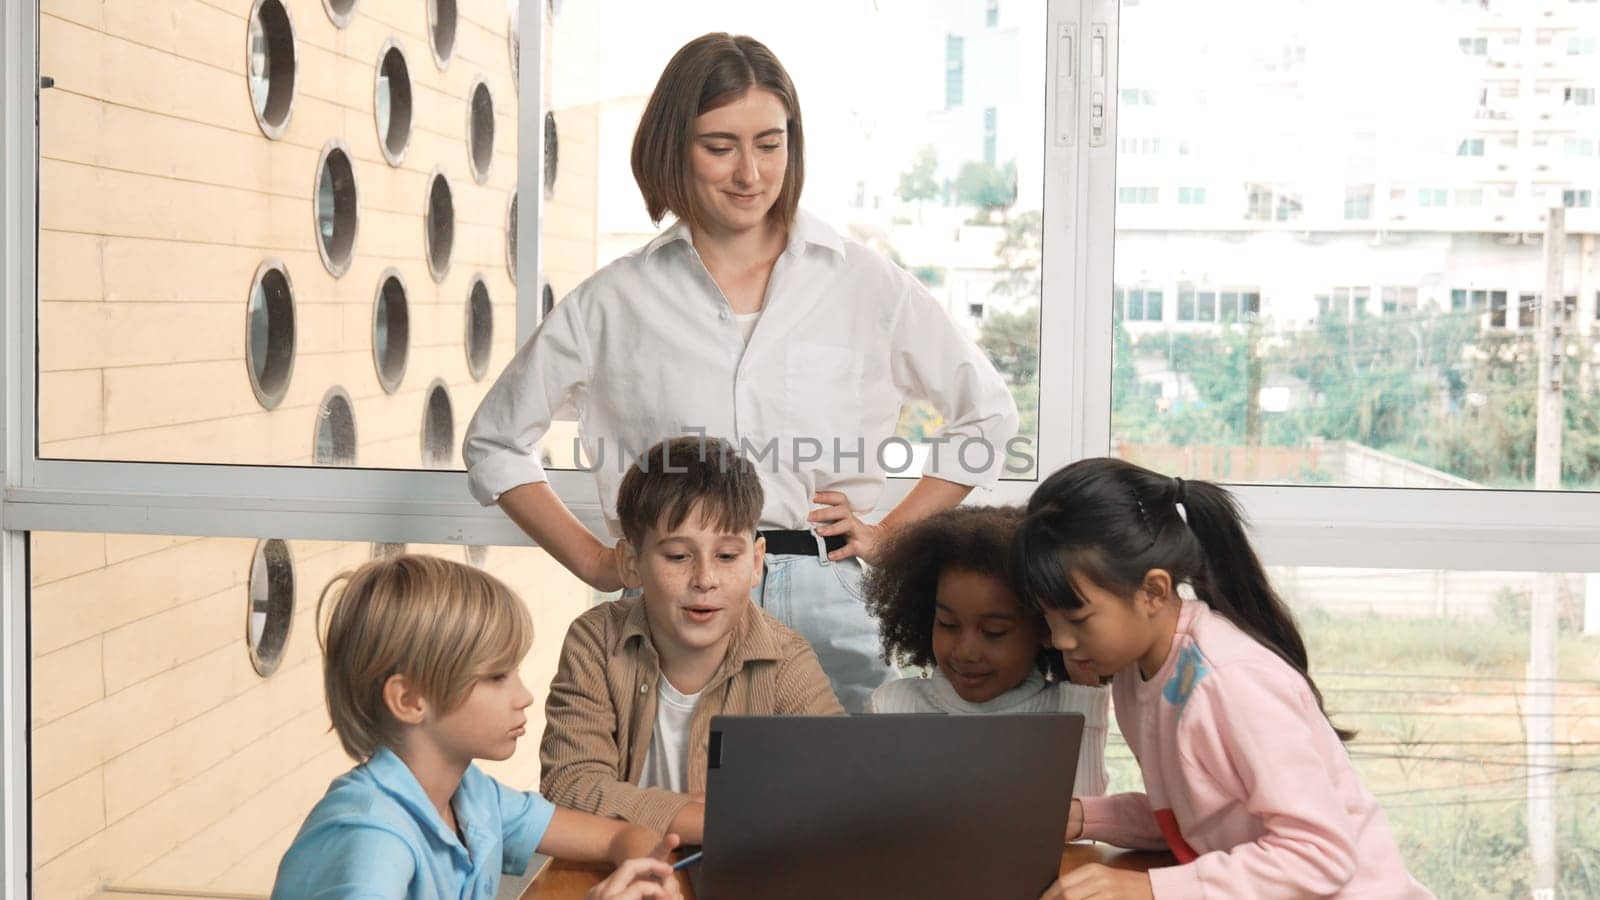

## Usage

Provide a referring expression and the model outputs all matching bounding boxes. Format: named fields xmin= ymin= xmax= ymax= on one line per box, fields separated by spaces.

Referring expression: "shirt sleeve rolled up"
xmin=463 ymin=291 xmax=590 ymax=505
xmin=885 ymin=267 xmax=1021 ymax=490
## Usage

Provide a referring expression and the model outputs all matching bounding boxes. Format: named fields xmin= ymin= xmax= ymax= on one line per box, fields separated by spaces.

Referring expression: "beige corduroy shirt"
xmin=539 ymin=595 xmax=844 ymax=833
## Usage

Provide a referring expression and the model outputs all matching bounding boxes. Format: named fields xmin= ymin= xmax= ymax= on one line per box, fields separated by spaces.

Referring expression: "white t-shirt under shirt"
xmin=637 ymin=674 xmax=703 ymax=793
xmin=735 ymin=310 xmax=761 ymax=346
xmin=867 ymin=669 xmax=1112 ymax=797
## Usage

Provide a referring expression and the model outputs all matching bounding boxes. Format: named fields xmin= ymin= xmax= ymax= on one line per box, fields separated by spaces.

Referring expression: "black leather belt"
xmin=759 ymin=529 xmax=846 ymax=557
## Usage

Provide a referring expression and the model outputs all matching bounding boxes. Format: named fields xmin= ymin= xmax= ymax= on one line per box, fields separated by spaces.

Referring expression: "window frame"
xmin=4 ymin=1 xmax=1600 ymax=889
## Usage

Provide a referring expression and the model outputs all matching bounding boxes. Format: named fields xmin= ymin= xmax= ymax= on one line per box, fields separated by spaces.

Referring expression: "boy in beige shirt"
xmin=540 ymin=437 xmax=844 ymax=844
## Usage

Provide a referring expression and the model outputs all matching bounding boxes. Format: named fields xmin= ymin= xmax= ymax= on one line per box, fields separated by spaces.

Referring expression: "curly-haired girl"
xmin=863 ymin=505 xmax=1109 ymax=797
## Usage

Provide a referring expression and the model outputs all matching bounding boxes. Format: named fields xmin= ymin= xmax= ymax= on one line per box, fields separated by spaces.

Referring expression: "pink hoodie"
xmin=1079 ymin=599 xmax=1433 ymax=899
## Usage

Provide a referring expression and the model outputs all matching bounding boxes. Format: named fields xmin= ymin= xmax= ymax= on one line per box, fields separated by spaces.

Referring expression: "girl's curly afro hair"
xmin=863 ymin=505 xmax=1067 ymax=681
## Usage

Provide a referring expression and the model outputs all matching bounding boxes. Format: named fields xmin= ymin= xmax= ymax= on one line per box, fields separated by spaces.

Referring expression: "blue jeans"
xmin=756 ymin=553 xmax=899 ymax=714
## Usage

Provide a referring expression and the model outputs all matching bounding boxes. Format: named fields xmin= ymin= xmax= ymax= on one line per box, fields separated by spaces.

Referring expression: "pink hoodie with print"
xmin=1079 ymin=599 xmax=1434 ymax=899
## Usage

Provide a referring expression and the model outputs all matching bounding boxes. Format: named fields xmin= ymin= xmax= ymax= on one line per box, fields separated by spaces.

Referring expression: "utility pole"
xmin=1245 ymin=321 xmax=1262 ymax=448
xmin=1528 ymin=207 xmax=1564 ymax=900
xmin=1582 ymin=235 xmax=1598 ymax=639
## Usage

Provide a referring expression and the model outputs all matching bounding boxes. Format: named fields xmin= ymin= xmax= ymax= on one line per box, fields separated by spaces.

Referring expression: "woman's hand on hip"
xmin=586 ymin=543 xmax=634 ymax=594
xmin=809 ymin=491 xmax=887 ymax=565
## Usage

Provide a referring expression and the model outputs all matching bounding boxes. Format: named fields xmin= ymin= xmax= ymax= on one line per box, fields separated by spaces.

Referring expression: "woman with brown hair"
xmin=465 ymin=33 xmax=1018 ymax=712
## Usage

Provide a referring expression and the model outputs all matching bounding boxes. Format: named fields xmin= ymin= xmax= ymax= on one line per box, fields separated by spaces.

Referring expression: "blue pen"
xmin=671 ymin=850 xmax=704 ymax=872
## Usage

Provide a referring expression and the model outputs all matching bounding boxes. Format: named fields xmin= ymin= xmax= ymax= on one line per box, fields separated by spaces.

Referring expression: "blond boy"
xmin=541 ymin=437 xmax=844 ymax=844
xmin=273 ymin=555 xmax=680 ymax=900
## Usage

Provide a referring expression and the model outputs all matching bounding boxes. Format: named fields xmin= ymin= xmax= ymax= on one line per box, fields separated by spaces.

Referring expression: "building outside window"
xmin=1246 ymin=182 xmax=1273 ymax=220
xmin=984 ymin=106 xmax=998 ymax=165
xmin=945 ymin=34 xmax=964 ymax=107
xmin=1116 ymin=286 xmax=1166 ymax=322
xmin=1344 ymin=186 xmax=1373 ymax=219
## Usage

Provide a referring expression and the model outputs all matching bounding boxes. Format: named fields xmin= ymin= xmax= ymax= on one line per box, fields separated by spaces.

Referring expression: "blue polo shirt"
xmin=272 ymin=748 xmax=557 ymax=899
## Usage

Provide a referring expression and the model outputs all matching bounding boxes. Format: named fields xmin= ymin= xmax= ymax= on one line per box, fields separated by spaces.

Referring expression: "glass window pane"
xmin=1111 ymin=3 xmax=1600 ymax=490
xmin=544 ymin=3 xmax=1046 ymax=476
xmin=37 ymin=5 xmax=519 ymax=469
xmin=28 ymin=530 xmax=592 ymax=897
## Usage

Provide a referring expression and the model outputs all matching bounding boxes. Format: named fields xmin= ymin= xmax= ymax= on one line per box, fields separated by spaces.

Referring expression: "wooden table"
xmin=521 ymin=843 xmax=1174 ymax=898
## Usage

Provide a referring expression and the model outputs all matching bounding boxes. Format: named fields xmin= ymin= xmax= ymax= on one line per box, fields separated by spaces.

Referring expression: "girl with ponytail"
xmin=1021 ymin=458 xmax=1431 ymax=900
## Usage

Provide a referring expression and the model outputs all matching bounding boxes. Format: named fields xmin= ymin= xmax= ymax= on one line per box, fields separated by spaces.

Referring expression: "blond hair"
xmin=317 ymin=554 xmax=533 ymax=761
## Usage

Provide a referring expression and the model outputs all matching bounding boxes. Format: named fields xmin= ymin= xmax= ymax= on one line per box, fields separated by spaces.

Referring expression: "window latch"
xmin=1090 ymin=24 xmax=1108 ymax=147
xmin=1054 ymin=22 xmax=1077 ymax=146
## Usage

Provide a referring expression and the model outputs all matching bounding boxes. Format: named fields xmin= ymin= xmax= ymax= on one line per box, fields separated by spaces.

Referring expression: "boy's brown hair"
xmin=630 ymin=32 xmax=805 ymax=234
xmin=317 ymin=554 xmax=532 ymax=760
xmin=615 ymin=436 xmax=763 ymax=549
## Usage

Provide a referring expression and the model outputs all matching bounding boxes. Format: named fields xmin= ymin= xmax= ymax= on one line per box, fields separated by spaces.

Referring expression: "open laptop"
xmin=690 ymin=713 xmax=1084 ymax=900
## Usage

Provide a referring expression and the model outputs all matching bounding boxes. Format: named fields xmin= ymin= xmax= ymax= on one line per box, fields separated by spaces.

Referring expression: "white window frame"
xmin=4 ymin=0 xmax=1600 ymax=892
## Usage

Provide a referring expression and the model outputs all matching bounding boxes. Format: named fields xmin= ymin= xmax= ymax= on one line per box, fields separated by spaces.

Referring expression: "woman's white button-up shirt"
xmin=463 ymin=210 xmax=1020 ymax=535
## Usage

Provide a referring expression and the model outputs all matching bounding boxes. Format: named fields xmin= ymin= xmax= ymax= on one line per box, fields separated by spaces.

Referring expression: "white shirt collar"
xmin=642 ymin=208 xmax=846 ymax=260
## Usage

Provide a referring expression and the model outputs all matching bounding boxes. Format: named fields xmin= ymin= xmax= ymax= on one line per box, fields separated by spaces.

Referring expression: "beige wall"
xmin=31 ymin=534 xmax=590 ymax=899
xmin=34 ymin=0 xmax=584 ymax=468
xmin=30 ymin=0 xmax=610 ymax=896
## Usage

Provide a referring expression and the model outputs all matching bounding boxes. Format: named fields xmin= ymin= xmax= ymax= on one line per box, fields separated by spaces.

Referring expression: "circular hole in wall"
xmin=428 ymin=0 xmax=457 ymax=68
xmin=468 ymin=77 xmax=495 ymax=184
xmin=246 ymin=260 xmax=296 ymax=410
xmin=314 ymin=141 xmax=359 ymax=277
xmin=314 ymin=386 xmax=357 ymax=466
xmin=373 ymin=269 xmax=410 ymax=394
xmin=247 ymin=539 xmax=295 ymax=677
xmin=246 ymin=0 xmax=296 ymax=139
xmin=374 ymin=40 xmax=413 ymax=166
xmin=466 ymin=275 xmax=493 ymax=380
xmin=426 ymin=171 xmax=455 ymax=282
xmin=506 ymin=191 xmax=518 ymax=283
xmin=543 ymin=111 xmax=559 ymax=198
xmin=421 ymin=380 xmax=454 ymax=468
xmin=323 ymin=0 xmax=356 ymax=27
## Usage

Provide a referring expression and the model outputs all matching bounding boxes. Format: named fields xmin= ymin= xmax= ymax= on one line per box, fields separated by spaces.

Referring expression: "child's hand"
xmin=1039 ymin=864 xmax=1153 ymax=900
xmin=607 ymin=825 xmax=677 ymax=865
xmin=588 ymin=833 xmax=683 ymax=900
xmin=584 ymin=857 xmax=681 ymax=900
xmin=644 ymin=832 xmax=680 ymax=862
xmin=1065 ymin=798 xmax=1084 ymax=842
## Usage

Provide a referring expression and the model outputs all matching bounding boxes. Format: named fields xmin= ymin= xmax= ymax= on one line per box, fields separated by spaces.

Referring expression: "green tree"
xmin=896 ymin=146 xmax=940 ymax=205
xmin=973 ymin=193 xmax=1600 ymax=489
xmin=977 ymin=305 xmax=1040 ymax=444
xmin=953 ymin=160 xmax=1017 ymax=222
xmin=977 ymin=305 xmax=1038 ymax=385
xmin=994 ymin=209 xmax=1041 ymax=301
xmin=1430 ymin=330 xmax=1600 ymax=488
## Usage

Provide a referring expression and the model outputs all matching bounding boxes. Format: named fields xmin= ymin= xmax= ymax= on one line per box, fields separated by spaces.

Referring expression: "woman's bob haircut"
xmin=630 ymin=33 xmax=805 ymax=233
